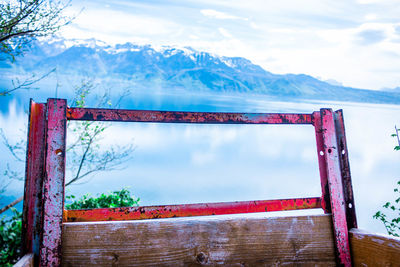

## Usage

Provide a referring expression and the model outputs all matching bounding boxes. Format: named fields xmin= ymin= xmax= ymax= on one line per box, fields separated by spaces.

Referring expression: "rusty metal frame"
xmin=22 ymin=98 xmax=356 ymax=266
xmin=22 ymin=100 xmax=46 ymax=264
xmin=64 ymin=197 xmax=322 ymax=222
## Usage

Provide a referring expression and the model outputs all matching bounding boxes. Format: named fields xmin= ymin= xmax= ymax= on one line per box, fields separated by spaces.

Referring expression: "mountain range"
xmin=2 ymin=38 xmax=400 ymax=104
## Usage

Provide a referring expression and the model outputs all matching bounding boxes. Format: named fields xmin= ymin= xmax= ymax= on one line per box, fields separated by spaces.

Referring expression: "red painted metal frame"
xmin=320 ymin=109 xmax=352 ymax=266
xmin=67 ymin=107 xmax=313 ymax=124
xmin=23 ymin=99 xmax=357 ymax=267
xmin=64 ymin=197 xmax=321 ymax=222
xmin=313 ymin=111 xmax=331 ymax=214
xmin=22 ymin=101 xmax=46 ymax=262
xmin=334 ymin=110 xmax=357 ymax=229
xmin=39 ymin=99 xmax=67 ymax=266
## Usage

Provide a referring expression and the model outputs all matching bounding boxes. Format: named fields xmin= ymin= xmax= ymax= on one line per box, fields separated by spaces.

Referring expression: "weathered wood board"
xmin=62 ymin=214 xmax=336 ymax=266
xmin=349 ymin=228 xmax=400 ymax=267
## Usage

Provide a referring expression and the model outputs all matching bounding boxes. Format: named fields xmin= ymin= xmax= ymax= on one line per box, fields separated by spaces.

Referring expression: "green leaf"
xmin=65 ymin=188 xmax=139 ymax=210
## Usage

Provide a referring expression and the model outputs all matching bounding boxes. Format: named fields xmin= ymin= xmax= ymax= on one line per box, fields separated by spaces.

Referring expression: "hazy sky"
xmin=61 ymin=0 xmax=400 ymax=90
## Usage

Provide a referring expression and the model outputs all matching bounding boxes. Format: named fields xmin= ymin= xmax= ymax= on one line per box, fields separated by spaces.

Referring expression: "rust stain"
xmin=40 ymin=99 xmax=67 ymax=266
xmin=321 ymin=109 xmax=352 ymax=267
xmin=63 ymin=197 xmax=322 ymax=222
xmin=67 ymin=107 xmax=313 ymax=125
xmin=22 ymin=101 xmax=47 ymax=257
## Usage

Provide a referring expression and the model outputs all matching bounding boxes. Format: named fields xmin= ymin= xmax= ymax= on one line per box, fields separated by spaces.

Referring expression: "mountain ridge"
xmin=2 ymin=38 xmax=400 ymax=104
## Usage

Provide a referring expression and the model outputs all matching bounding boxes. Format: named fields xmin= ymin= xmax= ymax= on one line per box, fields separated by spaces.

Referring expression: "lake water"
xmin=1 ymin=87 xmax=399 ymax=234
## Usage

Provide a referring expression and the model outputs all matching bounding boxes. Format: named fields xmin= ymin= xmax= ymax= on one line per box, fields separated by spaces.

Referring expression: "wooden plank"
xmin=14 ymin=253 xmax=34 ymax=267
xmin=62 ymin=214 xmax=336 ymax=266
xmin=349 ymin=228 xmax=400 ymax=266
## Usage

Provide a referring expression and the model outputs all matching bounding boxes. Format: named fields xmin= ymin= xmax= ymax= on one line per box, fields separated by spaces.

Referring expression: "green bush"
xmin=0 ymin=208 xmax=22 ymax=266
xmin=373 ymin=128 xmax=400 ymax=236
xmin=65 ymin=188 xmax=140 ymax=210
xmin=0 ymin=188 xmax=139 ymax=265
xmin=373 ymin=181 xmax=400 ymax=237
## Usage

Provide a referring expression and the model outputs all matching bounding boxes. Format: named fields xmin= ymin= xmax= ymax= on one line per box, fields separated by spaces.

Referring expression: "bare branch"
xmin=0 ymin=68 xmax=56 ymax=96
xmin=0 ymin=29 xmax=36 ymax=42
xmin=66 ymin=135 xmax=94 ymax=186
xmin=0 ymin=196 xmax=23 ymax=214
xmin=0 ymin=129 xmax=26 ymax=162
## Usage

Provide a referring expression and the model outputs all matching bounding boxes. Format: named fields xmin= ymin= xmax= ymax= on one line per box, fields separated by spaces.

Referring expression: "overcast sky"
xmin=62 ymin=0 xmax=400 ymax=90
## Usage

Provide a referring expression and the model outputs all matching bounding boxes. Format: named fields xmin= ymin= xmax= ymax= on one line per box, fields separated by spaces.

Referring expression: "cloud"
xmin=62 ymin=8 xmax=181 ymax=45
xmin=218 ymin=27 xmax=233 ymax=38
xmin=191 ymin=151 xmax=216 ymax=165
xmin=249 ymin=22 xmax=260 ymax=29
xmin=364 ymin=13 xmax=377 ymax=21
xmin=189 ymin=34 xmax=200 ymax=40
xmin=395 ymin=25 xmax=400 ymax=35
xmin=200 ymin=9 xmax=247 ymax=20
xmin=356 ymin=0 xmax=382 ymax=4
xmin=59 ymin=0 xmax=400 ymax=90
xmin=356 ymin=29 xmax=387 ymax=45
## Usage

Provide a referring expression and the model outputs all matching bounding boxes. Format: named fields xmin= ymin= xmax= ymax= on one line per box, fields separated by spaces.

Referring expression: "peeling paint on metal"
xmin=313 ymin=111 xmax=331 ymax=214
xmin=39 ymin=99 xmax=67 ymax=266
xmin=22 ymin=101 xmax=46 ymax=258
xmin=67 ymin=107 xmax=313 ymax=124
xmin=64 ymin=197 xmax=322 ymax=222
xmin=321 ymin=109 xmax=352 ymax=267
xmin=334 ymin=110 xmax=357 ymax=229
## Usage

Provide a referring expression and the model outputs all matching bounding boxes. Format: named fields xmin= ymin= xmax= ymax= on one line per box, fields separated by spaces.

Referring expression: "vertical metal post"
xmin=39 ymin=99 xmax=67 ymax=266
xmin=334 ymin=110 xmax=357 ymax=229
xmin=22 ymin=100 xmax=47 ymax=261
xmin=313 ymin=111 xmax=331 ymax=213
xmin=320 ymin=109 xmax=352 ymax=267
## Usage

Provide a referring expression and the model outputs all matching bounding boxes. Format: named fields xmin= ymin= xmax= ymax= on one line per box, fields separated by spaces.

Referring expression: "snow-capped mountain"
xmin=2 ymin=38 xmax=400 ymax=104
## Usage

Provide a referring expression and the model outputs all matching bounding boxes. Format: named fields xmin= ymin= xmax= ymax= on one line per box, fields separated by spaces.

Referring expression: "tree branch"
xmin=65 ymin=135 xmax=94 ymax=186
xmin=0 ymin=29 xmax=36 ymax=42
xmin=0 ymin=196 xmax=23 ymax=214
xmin=0 ymin=68 xmax=55 ymax=96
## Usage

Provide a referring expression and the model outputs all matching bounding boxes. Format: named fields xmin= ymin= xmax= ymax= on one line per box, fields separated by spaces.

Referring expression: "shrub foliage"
xmin=65 ymin=188 xmax=140 ymax=210
xmin=0 ymin=208 xmax=22 ymax=266
xmin=373 ymin=127 xmax=400 ymax=236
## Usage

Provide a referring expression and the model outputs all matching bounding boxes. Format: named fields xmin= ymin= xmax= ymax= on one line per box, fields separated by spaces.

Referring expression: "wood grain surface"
xmin=62 ymin=214 xmax=336 ymax=266
xmin=349 ymin=228 xmax=400 ymax=267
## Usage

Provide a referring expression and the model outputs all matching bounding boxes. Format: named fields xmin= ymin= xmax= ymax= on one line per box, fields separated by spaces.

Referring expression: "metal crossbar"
xmin=63 ymin=197 xmax=322 ymax=222
xmin=22 ymin=98 xmax=357 ymax=266
xmin=66 ymin=107 xmax=313 ymax=124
